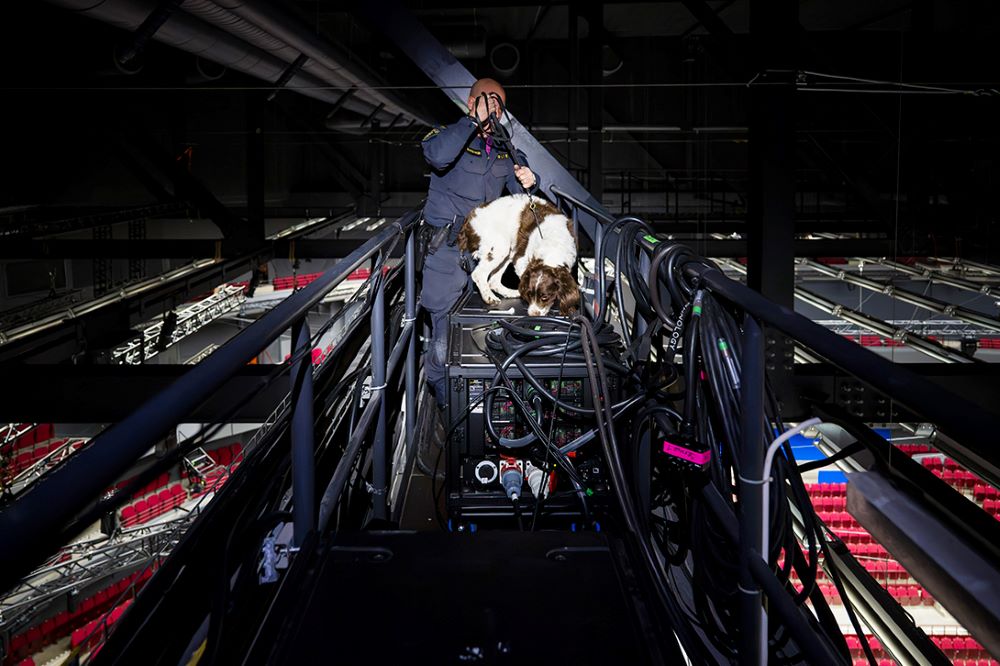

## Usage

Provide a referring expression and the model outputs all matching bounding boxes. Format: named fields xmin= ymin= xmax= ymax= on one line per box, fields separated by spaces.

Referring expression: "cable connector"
xmin=660 ymin=435 xmax=712 ymax=474
xmin=499 ymin=457 xmax=523 ymax=501
xmin=692 ymin=289 xmax=705 ymax=318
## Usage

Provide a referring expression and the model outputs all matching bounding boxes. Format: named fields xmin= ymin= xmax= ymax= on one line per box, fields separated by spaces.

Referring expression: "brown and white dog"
xmin=457 ymin=194 xmax=580 ymax=316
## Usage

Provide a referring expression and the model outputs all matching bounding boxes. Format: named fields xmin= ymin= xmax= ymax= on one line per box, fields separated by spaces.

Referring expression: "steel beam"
xmin=290 ymin=318 xmax=316 ymax=546
xmin=356 ymin=0 xmax=614 ymax=245
xmin=798 ymin=258 xmax=1000 ymax=333
xmin=848 ymin=470 xmax=1000 ymax=658
xmin=738 ymin=315 xmax=765 ymax=666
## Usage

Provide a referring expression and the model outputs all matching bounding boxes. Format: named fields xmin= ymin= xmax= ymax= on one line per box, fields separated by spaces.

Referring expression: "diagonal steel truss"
xmin=111 ymin=284 xmax=246 ymax=364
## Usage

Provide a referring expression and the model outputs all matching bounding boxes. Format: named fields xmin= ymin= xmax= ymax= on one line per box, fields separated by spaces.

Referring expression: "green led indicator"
xmin=643 ymin=234 xmax=660 ymax=244
xmin=534 ymin=325 xmax=542 ymax=331
xmin=692 ymin=305 xmax=702 ymax=315
xmin=586 ymin=488 xmax=595 ymax=497
xmin=717 ymin=339 xmax=729 ymax=351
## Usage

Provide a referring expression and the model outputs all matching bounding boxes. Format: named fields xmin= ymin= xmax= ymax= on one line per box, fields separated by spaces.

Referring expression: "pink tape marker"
xmin=662 ymin=440 xmax=711 ymax=465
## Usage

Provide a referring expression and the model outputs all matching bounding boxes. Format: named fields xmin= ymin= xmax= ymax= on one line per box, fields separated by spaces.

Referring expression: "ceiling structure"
xmin=0 ymin=0 xmax=999 ymax=363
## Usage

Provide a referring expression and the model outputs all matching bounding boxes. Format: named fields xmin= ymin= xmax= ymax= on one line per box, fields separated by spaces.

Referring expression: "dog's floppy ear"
xmin=556 ymin=267 xmax=581 ymax=315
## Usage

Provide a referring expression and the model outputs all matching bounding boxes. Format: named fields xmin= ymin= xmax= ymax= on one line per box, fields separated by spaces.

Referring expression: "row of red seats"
xmin=845 ymin=636 xmax=995 ymax=663
xmin=4 ymin=440 xmax=66 ymax=475
xmin=7 ymin=568 xmax=152 ymax=662
xmin=3 ymin=424 xmax=54 ymax=453
xmin=819 ymin=583 xmax=933 ymax=606
xmin=981 ymin=499 xmax=1000 ymax=516
xmin=842 ymin=334 xmax=906 ymax=347
xmin=70 ymin=599 xmax=132 ymax=650
xmin=206 ymin=442 xmax=244 ymax=468
xmin=121 ymin=483 xmax=186 ymax=527
xmin=849 ymin=541 xmax=890 ymax=558
xmin=921 ymin=456 xmax=972 ymax=471
xmin=816 ymin=510 xmax=861 ymax=529
xmin=126 ymin=471 xmax=171 ymax=500
xmin=812 ymin=495 xmax=847 ymax=511
xmin=804 ymin=482 xmax=847 ymax=497
xmin=856 ymin=660 xmax=997 ymax=666
xmin=271 ymin=268 xmax=373 ymax=291
xmin=896 ymin=443 xmax=935 ymax=455
xmin=859 ymin=558 xmax=910 ymax=581
xmin=927 ymin=467 xmax=979 ymax=488
xmin=974 ymin=484 xmax=1000 ymax=500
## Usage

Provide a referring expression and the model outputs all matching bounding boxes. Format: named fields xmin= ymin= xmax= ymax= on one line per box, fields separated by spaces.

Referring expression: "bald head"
xmin=467 ymin=78 xmax=507 ymax=129
xmin=469 ymin=78 xmax=506 ymax=104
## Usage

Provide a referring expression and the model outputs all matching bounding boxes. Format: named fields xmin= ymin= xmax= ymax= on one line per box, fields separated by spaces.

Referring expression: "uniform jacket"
xmin=421 ymin=116 xmax=539 ymax=231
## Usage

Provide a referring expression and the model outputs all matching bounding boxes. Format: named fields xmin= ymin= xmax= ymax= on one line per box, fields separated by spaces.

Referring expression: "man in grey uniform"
xmin=420 ymin=78 xmax=538 ymax=408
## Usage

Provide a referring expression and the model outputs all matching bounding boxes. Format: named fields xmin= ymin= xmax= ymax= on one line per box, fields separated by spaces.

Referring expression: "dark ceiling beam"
xmin=0 ymin=365 xmax=289 ymax=422
xmin=0 ymin=238 xmax=367 ymax=259
xmin=276 ymin=99 xmax=366 ymax=198
xmin=679 ymin=0 xmax=735 ymax=36
xmin=0 ymin=203 xmax=190 ymax=240
xmin=125 ymin=131 xmax=245 ymax=242
xmin=0 ymin=238 xmax=889 ymax=260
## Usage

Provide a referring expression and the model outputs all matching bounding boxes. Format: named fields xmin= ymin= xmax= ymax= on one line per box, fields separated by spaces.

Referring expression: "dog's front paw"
xmin=482 ymin=292 xmax=501 ymax=306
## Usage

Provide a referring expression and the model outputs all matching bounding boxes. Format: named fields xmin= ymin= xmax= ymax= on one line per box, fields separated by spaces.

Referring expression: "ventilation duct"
xmin=45 ymin=0 xmax=430 ymax=129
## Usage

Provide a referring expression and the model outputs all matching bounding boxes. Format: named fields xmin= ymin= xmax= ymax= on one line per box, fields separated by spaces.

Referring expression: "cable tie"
xmin=737 ymin=583 xmax=759 ymax=594
xmin=369 ymin=382 xmax=388 ymax=391
xmin=738 ymin=474 xmax=770 ymax=486
xmin=400 ymin=316 xmax=417 ymax=324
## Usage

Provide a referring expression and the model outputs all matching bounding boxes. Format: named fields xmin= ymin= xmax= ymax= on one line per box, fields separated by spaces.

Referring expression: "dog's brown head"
xmin=519 ymin=259 xmax=580 ymax=317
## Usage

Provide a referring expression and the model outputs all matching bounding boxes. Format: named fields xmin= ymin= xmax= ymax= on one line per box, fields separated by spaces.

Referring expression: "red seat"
xmin=121 ymin=505 xmax=136 ymax=526
xmin=134 ymin=500 xmax=149 ymax=523
xmin=171 ymin=483 xmax=185 ymax=497
xmin=147 ymin=495 xmax=162 ymax=517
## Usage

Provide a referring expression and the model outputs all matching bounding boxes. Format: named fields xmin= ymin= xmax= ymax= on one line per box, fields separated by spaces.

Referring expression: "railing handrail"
xmin=0 ymin=210 xmax=422 ymax=593
xmin=677 ymin=258 xmax=1000 ymax=488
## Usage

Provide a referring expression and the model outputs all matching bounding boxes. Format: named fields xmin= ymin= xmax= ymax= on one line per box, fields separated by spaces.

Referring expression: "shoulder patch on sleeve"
xmin=422 ymin=126 xmax=444 ymax=141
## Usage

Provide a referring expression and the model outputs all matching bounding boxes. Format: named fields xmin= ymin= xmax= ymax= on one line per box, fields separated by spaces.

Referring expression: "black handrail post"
xmin=371 ymin=254 xmax=389 ymax=521
xmin=739 ymin=314 xmax=765 ymax=666
xmin=594 ymin=220 xmax=605 ymax=318
xmin=404 ymin=230 xmax=418 ymax=456
xmin=290 ymin=316 xmax=316 ymax=547
xmin=634 ymin=252 xmax=651 ymax=339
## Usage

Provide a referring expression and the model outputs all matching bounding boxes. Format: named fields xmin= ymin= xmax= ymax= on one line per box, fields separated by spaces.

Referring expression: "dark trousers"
xmin=420 ymin=243 xmax=470 ymax=406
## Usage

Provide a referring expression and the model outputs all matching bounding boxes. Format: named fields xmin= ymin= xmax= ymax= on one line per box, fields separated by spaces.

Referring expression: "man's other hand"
xmin=513 ymin=165 xmax=536 ymax=189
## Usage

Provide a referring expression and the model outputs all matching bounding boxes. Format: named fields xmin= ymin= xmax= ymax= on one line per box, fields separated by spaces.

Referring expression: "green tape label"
xmin=643 ymin=234 xmax=660 ymax=244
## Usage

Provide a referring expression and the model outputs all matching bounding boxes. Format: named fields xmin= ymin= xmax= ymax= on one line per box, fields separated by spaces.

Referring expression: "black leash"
xmin=472 ymin=92 xmax=544 ymax=238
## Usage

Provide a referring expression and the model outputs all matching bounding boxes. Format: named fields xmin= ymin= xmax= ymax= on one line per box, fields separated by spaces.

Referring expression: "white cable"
xmin=756 ymin=417 xmax=823 ymax=666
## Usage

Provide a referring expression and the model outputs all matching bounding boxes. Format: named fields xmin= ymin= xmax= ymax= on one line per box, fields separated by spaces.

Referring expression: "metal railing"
xmin=0 ymin=209 xmax=422 ymax=593
xmin=550 ymin=186 xmax=1000 ymax=666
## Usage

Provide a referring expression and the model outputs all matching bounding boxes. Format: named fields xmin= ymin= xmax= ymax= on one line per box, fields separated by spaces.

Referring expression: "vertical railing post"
xmin=594 ymin=215 xmax=605 ymax=319
xmin=371 ymin=255 xmax=389 ymax=521
xmin=290 ymin=317 xmax=315 ymax=547
xmin=634 ymin=252 xmax=651 ymax=339
xmin=739 ymin=314 xmax=765 ymax=665
xmin=404 ymin=230 xmax=418 ymax=456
